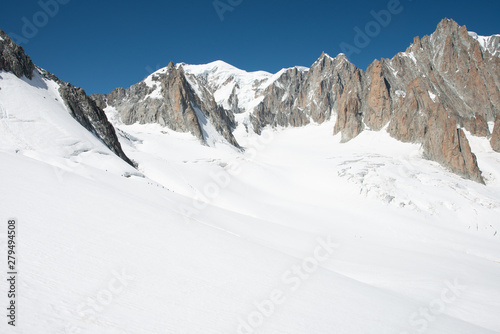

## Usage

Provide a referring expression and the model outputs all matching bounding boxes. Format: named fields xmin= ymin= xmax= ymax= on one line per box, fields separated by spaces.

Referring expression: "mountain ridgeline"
xmin=0 ymin=30 xmax=134 ymax=166
xmin=92 ymin=19 xmax=499 ymax=183
xmin=2 ymin=19 xmax=499 ymax=183
xmin=252 ymin=19 xmax=500 ymax=184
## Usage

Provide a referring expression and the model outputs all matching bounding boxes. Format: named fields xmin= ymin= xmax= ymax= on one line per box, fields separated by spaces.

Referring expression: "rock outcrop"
xmin=98 ymin=62 xmax=239 ymax=148
xmin=492 ymin=115 xmax=500 ymax=152
xmin=251 ymin=53 xmax=359 ymax=133
xmin=422 ymin=104 xmax=484 ymax=184
xmin=363 ymin=60 xmax=392 ymax=131
xmin=5 ymin=19 xmax=491 ymax=183
xmin=0 ymin=30 xmax=133 ymax=166
xmin=57 ymin=82 xmax=134 ymax=166
xmin=238 ymin=20 xmax=497 ymax=182
xmin=0 ymin=30 xmax=35 ymax=79
xmin=333 ymin=68 xmax=364 ymax=142
xmin=251 ymin=66 xmax=310 ymax=132
xmin=381 ymin=19 xmax=500 ymax=182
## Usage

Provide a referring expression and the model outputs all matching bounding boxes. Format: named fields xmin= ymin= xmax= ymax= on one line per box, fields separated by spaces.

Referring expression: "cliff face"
xmin=251 ymin=53 xmax=360 ymax=134
xmin=5 ymin=19 xmax=493 ymax=182
xmin=376 ymin=19 xmax=499 ymax=183
xmin=0 ymin=30 xmax=35 ymax=79
xmin=243 ymin=19 xmax=499 ymax=183
xmin=492 ymin=115 xmax=500 ymax=153
xmin=0 ymin=30 xmax=134 ymax=166
xmin=98 ymin=62 xmax=240 ymax=148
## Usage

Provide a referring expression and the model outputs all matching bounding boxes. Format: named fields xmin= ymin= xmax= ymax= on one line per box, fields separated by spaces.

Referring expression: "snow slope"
xmin=180 ymin=60 xmax=273 ymax=113
xmin=469 ymin=31 xmax=500 ymax=57
xmin=0 ymin=70 xmax=137 ymax=177
xmin=1 ymin=70 xmax=500 ymax=334
xmin=179 ymin=60 xmax=312 ymax=136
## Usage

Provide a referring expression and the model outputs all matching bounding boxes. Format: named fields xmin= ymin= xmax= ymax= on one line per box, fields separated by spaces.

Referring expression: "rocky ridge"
xmin=93 ymin=19 xmax=498 ymax=183
xmin=492 ymin=114 xmax=500 ymax=152
xmin=246 ymin=19 xmax=499 ymax=183
xmin=0 ymin=30 xmax=134 ymax=166
xmin=95 ymin=62 xmax=240 ymax=148
xmin=4 ymin=19 xmax=496 ymax=183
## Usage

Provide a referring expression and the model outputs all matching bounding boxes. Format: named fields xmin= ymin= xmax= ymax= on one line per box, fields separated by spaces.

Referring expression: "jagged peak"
xmin=320 ymin=51 xmax=334 ymax=59
xmin=437 ymin=18 xmax=460 ymax=29
xmin=312 ymin=52 xmax=334 ymax=68
xmin=335 ymin=53 xmax=355 ymax=66
xmin=336 ymin=53 xmax=347 ymax=60
xmin=428 ymin=18 xmax=500 ymax=58
xmin=0 ymin=30 xmax=35 ymax=79
xmin=315 ymin=51 xmax=335 ymax=63
xmin=433 ymin=17 xmax=463 ymax=37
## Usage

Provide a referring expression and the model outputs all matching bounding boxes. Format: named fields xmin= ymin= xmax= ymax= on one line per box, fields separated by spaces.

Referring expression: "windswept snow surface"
xmin=0 ymin=70 xmax=137 ymax=176
xmin=1 ymin=71 xmax=500 ymax=333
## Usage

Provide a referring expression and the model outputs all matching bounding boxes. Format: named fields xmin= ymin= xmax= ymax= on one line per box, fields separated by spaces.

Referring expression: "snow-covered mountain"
xmin=0 ymin=29 xmax=134 ymax=171
xmin=180 ymin=60 xmax=274 ymax=114
xmin=469 ymin=31 xmax=500 ymax=57
xmin=95 ymin=19 xmax=500 ymax=183
xmin=93 ymin=61 xmax=240 ymax=148
xmin=1 ymin=19 xmax=500 ymax=334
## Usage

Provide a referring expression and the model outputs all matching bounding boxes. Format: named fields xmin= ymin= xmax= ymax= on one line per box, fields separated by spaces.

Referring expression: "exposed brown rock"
xmin=423 ymin=108 xmax=484 ymax=184
xmin=387 ymin=77 xmax=484 ymax=183
xmin=104 ymin=64 xmax=239 ymax=147
xmin=387 ymin=78 xmax=429 ymax=143
xmin=333 ymin=70 xmax=364 ymax=142
xmin=461 ymin=113 xmax=490 ymax=137
xmin=364 ymin=60 xmax=392 ymax=130
xmin=251 ymin=67 xmax=310 ymax=133
xmin=492 ymin=115 xmax=500 ymax=152
xmin=375 ymin=18 xmax=499 ymax=183
xmin=333 ymin=94 xmax=363 ymax=142
xmin=251 ymin=53 xmax=359 ymax=133
xmin=97 ymin=19 xmax=499 ymax=183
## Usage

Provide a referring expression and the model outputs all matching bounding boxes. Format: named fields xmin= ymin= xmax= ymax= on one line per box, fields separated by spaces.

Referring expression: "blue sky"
xmin=1 ymin=0 xmax=499 ymax=94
